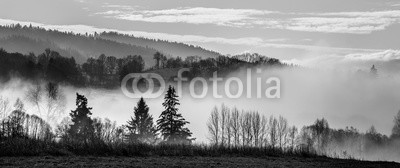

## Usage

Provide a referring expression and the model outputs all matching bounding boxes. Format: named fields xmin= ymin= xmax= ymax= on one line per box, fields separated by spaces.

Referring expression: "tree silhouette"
xmin=391 ymin=110 xmax=400 ymax=139
xmin=309 ymin=118 xmax=330 ymax=153
xmin=68 ymin=93 xmax=94 ymax=144
xmin=126 ymin=97 xmax=157 ymax=143
xmin=370 ymin=65 xmax=378 ymax=78
xmin=207 ymin=106 xmax=219 ymax=146
xmin=157 ymin=85 xmax=192 ymax=143
xmin=153 ymin=52 xmax=162 ymax=69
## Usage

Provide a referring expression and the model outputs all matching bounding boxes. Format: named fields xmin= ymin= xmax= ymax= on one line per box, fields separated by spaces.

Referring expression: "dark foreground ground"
xmin=0 ymin=156 xmax=399 ymax=168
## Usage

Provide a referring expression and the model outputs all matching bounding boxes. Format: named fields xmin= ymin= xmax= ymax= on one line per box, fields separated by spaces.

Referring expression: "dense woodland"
xmin=0 ymin=48 xmax=285 ymax=88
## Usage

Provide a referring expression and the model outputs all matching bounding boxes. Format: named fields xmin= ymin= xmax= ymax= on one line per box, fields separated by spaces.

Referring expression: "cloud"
xmin=96 ymin=6 xmax=400 ymax=34
xmin=283 ymin=50 xmax=400 ymax=70
xmin=285 ymin=17 xmax=395 ymax=34
xmin=74 ymin=0 xmax=87 ymax=3
xmin=0 ymin=18 xmax=273 ymax=47
xmin=112 ymin=7 xmax=275 ymax=28
xmin=344 ymin=50 xmax=400 ymax=61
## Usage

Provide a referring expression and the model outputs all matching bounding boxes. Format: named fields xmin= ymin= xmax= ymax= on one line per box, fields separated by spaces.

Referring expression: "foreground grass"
xmin=0 ymin=156 xmax=399 ymax=168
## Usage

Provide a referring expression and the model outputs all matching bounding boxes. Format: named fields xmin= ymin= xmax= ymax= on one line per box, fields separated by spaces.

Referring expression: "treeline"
xmin=0 ymin=24 xmax=223 ymax=64
xmin=99 ymin=31 xmax=221 ymax=59
xmin=0 ymin=48 xmax=287 ymax=88
xmin=2 ymin=86 xmax=399 ymax=159
xmin=207 ymin=105 xmax=298 ymax=150
xmin=0 ymin=24 xmax=159 ymax=64
xmin=0 ymin=85 xmax=195 ymax=156
xmin=207 ymin=104 xmax=400 ymax=160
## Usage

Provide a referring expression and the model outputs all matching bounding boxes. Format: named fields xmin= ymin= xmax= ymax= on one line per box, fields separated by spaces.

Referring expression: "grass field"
xmin=0 ymin=156 xmax=399 ymax=168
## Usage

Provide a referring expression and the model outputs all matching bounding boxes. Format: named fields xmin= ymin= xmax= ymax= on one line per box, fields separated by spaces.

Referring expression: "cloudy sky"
xmin=1 ymin=0 xmax=400 ymax=67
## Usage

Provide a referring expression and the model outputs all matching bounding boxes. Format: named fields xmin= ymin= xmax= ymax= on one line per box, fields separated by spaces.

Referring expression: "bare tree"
xmin=241 ymin=111 xmax=252 ymax=146
xmin=102 ymin=118 xmax=116 ymax=143
xmin=269 ymin=116 xmax=278 ymax=148
xmin=220 ymin=104 xmax=229 ymax=146
xmin=44 ymin=82 xmax=66 ymax=125
xmin=251 ymin=111 xmax=261 ymax=147
xmin=288 ymin=126 xmax=298 ymax=151
xmin=207 ymin=106 xmax=220 ymax=146
xmin=26 ymin=83 xmax=42 ymax=116
xmin=26 ymin=82 xmax=66 ymax=127
xmin=310 ymin=118 xmax=330 ymax=153
xmin=0 ymin=96 xmax=11 ymax=120
xmin=259 ymin=114 xmax=268 ymax=147
xmin=230 ymin=107 xmax=240 ymax=147
xmin=226 ymin=110 xmax=232 ymax=147
xmin=277 ymin=115 xmax=288 ymax=149
xmin=56 ymin=117 xmax=71 ymax=141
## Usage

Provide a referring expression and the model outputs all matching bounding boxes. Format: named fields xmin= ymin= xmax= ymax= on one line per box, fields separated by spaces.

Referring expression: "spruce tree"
xmin=157 ymin=85 xmax=192 ymax=143
xmin=126 ymin=97 xmax=157 ymax=143
xmin=68 ymin=93 xmax=94 ymax=144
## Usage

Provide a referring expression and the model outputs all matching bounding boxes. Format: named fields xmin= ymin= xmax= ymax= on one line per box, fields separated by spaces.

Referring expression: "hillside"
xmin=0 ymin=35 xmax=82 ymax=60
xmin=98 ymin=32 xmax=221 ymax=59
xmin=0 ymin=24 xmax=220 ymax=66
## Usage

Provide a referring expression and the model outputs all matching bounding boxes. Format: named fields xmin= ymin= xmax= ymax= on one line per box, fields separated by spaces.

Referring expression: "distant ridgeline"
xmin=0 ymin=24 xmax=292 ymax=88
xmin=0 ymin=24 xmax=221 ymax=65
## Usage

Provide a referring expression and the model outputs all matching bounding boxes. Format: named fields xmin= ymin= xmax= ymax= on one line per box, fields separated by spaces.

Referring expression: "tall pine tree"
xmin=68 ymin=93 xmax=94 ymax=144
xmin=157 ymin=85 xmax=192 ymax=143
xmin=126 ymin=97 xmax=157 ymax=143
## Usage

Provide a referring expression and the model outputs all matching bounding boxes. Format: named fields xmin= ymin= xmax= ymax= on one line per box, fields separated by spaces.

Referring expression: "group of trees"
xmin=0 ymin=85 xmax=193 ymax=156
xmin=25 ymin=82 xmax=66 ymax=126
xmin=0 ymin=48 xmax=286 ymax=88
xmin=207 ymin=104 xmax=400 ymax=160
xmin=0 ymin=101 xmax=52 ymax=141
xmin=125 ymin=86 xmax=193 ymax=144
xmin=82 ymin=54 xmax=145 ymax=87
xmin=0 ymin=48 xmax=83 ymax=85
xmin=207 ymin=105 xmax=297 ymax=150
xmin=0 ymin=48 xmax=148 ymax=88
xmin=54 ymin=85 xmax=193 ymax=147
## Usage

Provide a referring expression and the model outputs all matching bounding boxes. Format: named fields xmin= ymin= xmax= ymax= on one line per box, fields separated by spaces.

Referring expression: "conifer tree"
xmin=157 ymin=85 xmax=192 ymax=143
xmin=126 ymin=97 xmax=157 ymax=143
xmin=68 ymin=93 xmax=94 ymax=144
xmin=370 ymin=65 xmax=378 ymax=77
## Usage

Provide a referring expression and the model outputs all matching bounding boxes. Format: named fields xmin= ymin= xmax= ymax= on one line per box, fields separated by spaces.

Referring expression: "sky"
xmin=1 ymin=0 xmax=400 ymax=67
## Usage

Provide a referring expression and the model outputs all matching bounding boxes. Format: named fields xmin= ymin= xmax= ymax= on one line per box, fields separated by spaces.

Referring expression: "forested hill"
xmin=0 ymin=48 xmax=287 ymax=88
xmin=0 ymin=24 xmax=221 ymax=66
xmin=98 ymin=32 xmax=221 ymax=59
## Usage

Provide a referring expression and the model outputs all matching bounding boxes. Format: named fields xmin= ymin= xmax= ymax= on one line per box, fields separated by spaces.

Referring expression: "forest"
xmin=0 ymin=48 xmax=285 ymax=88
